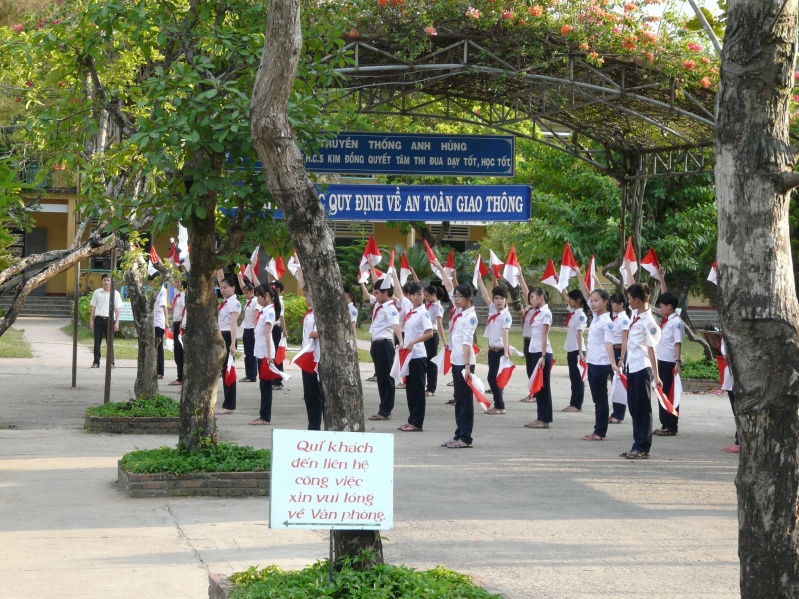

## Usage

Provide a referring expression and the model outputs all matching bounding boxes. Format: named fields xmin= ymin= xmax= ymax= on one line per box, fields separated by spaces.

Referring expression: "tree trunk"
xmin=178 ymin=195 xmax=224 ymax=452
xmin=716 ymin=1 xmax=799 ymax=596
xmin=123 ymin=264 xmax=159 ymax=399
xmin=251 ymin=0 xmax=382 ymax=564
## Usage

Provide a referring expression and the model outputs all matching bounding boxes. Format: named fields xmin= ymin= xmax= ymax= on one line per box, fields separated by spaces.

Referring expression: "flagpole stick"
xmin=103 ymin=245 xmax=117 ymax=404
xmin=71 ymin=205 xmax=80 ymax=389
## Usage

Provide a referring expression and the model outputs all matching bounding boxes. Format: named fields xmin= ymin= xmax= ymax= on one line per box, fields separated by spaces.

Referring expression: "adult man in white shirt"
xmin=89 ymin=274 xmax=122 ymax=368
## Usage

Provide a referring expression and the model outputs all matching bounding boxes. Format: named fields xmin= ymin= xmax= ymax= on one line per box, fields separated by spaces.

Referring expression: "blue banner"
xmin=305 ymin=132 xmax=515 ymax=177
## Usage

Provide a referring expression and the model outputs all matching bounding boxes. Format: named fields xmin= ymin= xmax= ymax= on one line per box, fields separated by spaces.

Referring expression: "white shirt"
xmin=720 ymin=338 xmax=733 ymax=391
xmin=91 ymin=288 xmax=123 ymax=318
xmin=403 ymin=305 xmax=433 ymax=360
xmin=521 ymin=306 xmax=537 ymax=338
xmin=302 ymin=309 xmax=320 ymax=362
xmin=397 ymin=296 xmax=412 ymax=325
xmin=563 ymin=307 xmax=587 ymax=352
xmin=483 ymin=304 xmax=511 ymax=348
xmin=254 ymin=304 xmax=275 ymax=359
xmin=369 ymin=300 xmax=399 ymax=341
xmin=217 ymin=296 xmax=241 ymax=332
xmin=586 ymin=312 xmax=614 ymax=366
xmin=426 ymin=301 xmax=443 ymax=327
xmin=657 ymin=313 xmax=684 ymax=363
xmin=610 ymin=311 xmax=631 ymax=345
xmin=450 ymin=306 xmax=478 ymax=366
xmin=348 ymin=302 xmax=358 ymax=324
xmin=242 ymin=297 xmax=258 ymax=329
xmin=153 ymin=286 xmax=168 ymax=329
xmin=526 ymin=304 xmax=553 ymax=355
xmin=626 ymin=309 xmax=661 ymax=373
xmin=446 ymin=306 xmax=461 ymax=349
xmin=171 ymin=292 xmax=185 ymax=327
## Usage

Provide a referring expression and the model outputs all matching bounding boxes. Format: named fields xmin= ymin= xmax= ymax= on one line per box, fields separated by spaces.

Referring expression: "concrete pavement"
xmin=0 ymin=318 xmax=740 ymax=598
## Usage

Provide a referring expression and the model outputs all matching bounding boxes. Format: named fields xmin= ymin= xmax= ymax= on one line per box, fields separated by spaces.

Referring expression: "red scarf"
xmin=525 ymin=308 xmax=540 ymax=328
xmin=372 ymin=303 xmax=383 ymax=322
xmin=449 ymin=311 xmax=463 ymax=332
xmin=218 ymin=299 xmax=227 ymax=313
xmin=171 ymin=293 xmax=181 ymax=311
xmin=245 ymin=299 xmax=253 ymax=310
xmin=660 ymin=314 xmax=670 ymax=330
xmin=564 ymin=312 xmax=573 ymax=327
xmin=486 ymin=312 xmax=500 ymax=327
xmin=402 ymin=310 xmax=416 ymax=326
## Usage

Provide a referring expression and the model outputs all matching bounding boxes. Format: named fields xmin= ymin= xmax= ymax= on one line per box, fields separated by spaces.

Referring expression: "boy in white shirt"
xmin=477 ymin=275 xmax=512 ymax=414
xmin=216 ymin=273 xmax=241 ymax=414
xmin=654 ymin=292 xmax=683 ymax=436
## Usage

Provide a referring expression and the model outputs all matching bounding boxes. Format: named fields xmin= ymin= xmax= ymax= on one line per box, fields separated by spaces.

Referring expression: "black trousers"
xmin=271 ymin=324 xmax=285 ymax=386
xmin=587 ymin=364 xmax=613 ymax=438
xmin=220 ymin=331 xmax=236 ymax=410
xmin=406 ymin=357 xmax=427 ymax=429
xmin=487 ymin=349 xmax=505 ymax=409
xmin=93 ymin=316 xmax=114 ymax=365
xmin=256 ymin=358 xmax=273 ymax=422
xmin=729 ymin=391 xmax=738 ymax=445
xmin=657 ymin=360 xmax=678 ymax=431
xmin=302 ymin=370 xmax=325 ymax=430
xmin=611 ymin=347 xmax=627 ymax=421
xmin=172 ymin=323 xmax=184 ymax=382
xmin=529 ymin=351 xmax=553 ymax=423
xmin=567 ymin=350 xmax=584 ymax=409
xmin=451 ymin=364 xmax=475 ymax=445
xmin=155 ymin=326 xmax=165 ymax=376
xmin=523 ymin=337 xmax=534 ymax=377
xmin=627 ymin=368 xmax=654 ymax=453
xmin=424 ymin=332 xmax=439 ymax=393
xmin=371 ymin=339 xmax=395 ymax=417
xmin=242 ymin=328 xmax=257 ymax=381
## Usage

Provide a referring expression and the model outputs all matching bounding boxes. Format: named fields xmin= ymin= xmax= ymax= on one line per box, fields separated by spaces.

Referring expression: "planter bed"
xmin=85 ymin=415 xmax=179 ymax=434
xmin=681 ymin=378 xmax=719 ymax=394
xmin=118 ymin=463 xmax=269 ymax=498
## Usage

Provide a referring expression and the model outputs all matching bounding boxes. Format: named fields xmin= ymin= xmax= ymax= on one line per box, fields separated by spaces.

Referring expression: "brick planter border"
xmin=118 ymin=464 xmax=270 ymax=498
xmin=85 ymin=414 xmax=179 ymax=434
xmin=681 ymin=378 xmax=719 ymax=394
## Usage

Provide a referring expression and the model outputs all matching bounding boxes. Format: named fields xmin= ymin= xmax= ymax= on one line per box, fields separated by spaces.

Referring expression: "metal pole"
xmin=103 ymin=245 xmax=116 ymax=404
xmin=685 ymin=0 xmax=722 ymax=57
xmin=71 ymin=259 xmax=79 ymax=388
xmin=329 ymin=532 xmax=334 ymax=583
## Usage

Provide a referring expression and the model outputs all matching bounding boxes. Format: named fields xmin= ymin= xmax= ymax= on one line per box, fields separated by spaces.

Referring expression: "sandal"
xmin=445 ymin=399 xmax=456 ymax=405
xmin=249 ymin=419 xmax=270 ymax=425
xmin=366 ymin=375 xmax=377 ymax=382
xmin=608 ymin=417 xmax=622 ymax=424
xmin=168 ymin=380 xmax=182 ymax=386
xmin=485 ymin=408 xmax=506 ymax=415
xmin=398 ymin=424 xmax=422 ymax=432
xmin=524 ymin=420 xmax=549 ymax=429
xmin=519 ymin=396 xmax=536 ymax=403
xmin=444 ymin=439 xmax=472 ymax=448
xmin=654 ymin=428 xmax=677 ymax=436
xmin=90 ymin=363 xmax=99 ymax=369
xmin=581 ymin=434 xmax=604 ymax=441
xmin=396 ymin=383 xmax=406 ymax=389
xmin=215 ymin=409 xmax=234 ymax=415
xmin=368 ymin=414 xmax=391 ymax=421
xmin=625 ymin=450 xmax=649 ymax=459
xmin=447 ymin=380 xmax=455 ymax=386
xmin=425 ymin=391 xmax=435 ymax=397
xmin=562 ymin=406 xmax=581 ymax=412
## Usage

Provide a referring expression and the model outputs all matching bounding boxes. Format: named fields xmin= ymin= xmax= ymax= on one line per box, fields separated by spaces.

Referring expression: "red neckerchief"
xmin=218 ymin=299 xmax=227 ymax=313
xmin=426 ymin=302 xmax=434 ymax=310
xmin=245 ymin=298 xmax=252 ymax=310
xmin=402 ymin=310 xmax=416 ymax=326
xmin=302 ymin=308 xmax=313 ymax=327
xmin=486 ymin=311 xmax=500 ymax=326
xmin=372 ymin=303 xmax=383 ymax=322
xmin=254 ymin=309 xmax=261 ymax=327
xmin=612 ymin=312 xmax=619 ymax=321
xmin=448 ymin=305 xmax=456 ymax=320
xmin=660 ymin=313 xmax=670 ymax=330
xmin=631 ymin=314 xmax=641 ymax=329
xmin=564 ymin=312 xmax=574 ymax=327
xmin=449 ymin=311 xmax=463 ymax=332
xmin=525 ymin=308 xmax=540 ymax=328
xmin=171 ymin=293 xmax=181 ymax=311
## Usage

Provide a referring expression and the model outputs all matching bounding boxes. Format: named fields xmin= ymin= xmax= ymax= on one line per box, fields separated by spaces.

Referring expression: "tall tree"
xmin=715 ymin=1 xmax=799 ymax=596
xmin=251 ymin=0 xmax=383 ymax=565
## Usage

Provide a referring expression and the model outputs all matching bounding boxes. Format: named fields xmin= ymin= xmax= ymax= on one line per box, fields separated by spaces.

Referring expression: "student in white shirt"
xmin=522 ymin=286 xmax=554 ymax=429
xmin=216 ymin=273 xmax=241 ymax=414
xmin=152 ymin=283 xmax=168 ymax=380
xmin=251 ymin=285 xmax=275 ymax=425
xmin=300 ymin=288 xmax=325 ymax=430
xmin=476 ymin=274 xmax=512 ymax=414
xmin=367 ymin=280 xmax=402 ymax=421
xmin=169 ymin=279 xmax=186 ymax=386
xmin=719 ymin=337 xmax=738 ymax=453
xmin=89 ymin=273 xmax=122 ymax=368
xmin=423 ymin=285 xmax=445 ymax=397
xmin=239 ymin=283 xmax=259 ymax=383
xmin=582 ymin=289 xmax=617 ymax=440
xmin=620 ymin=283 xmax=662 ymax=459
xmin=561 ymin=289 xmax=588 ymax=413
xmin=517 ymin=270 xmax=547 ymax=403
xmin=344 ymin=287 xmax=358 ymax=338
xmin=608 ymin=292 xmax=631 ymax=423
xmin=397 ymin=282 xmax=434 ymax=431
xmin=654 ymin=291 xmax=683 ymax=436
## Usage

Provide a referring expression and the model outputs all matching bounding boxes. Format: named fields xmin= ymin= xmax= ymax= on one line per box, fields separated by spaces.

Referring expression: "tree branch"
xmin=777 ymin=170 xmax=799 ymax=193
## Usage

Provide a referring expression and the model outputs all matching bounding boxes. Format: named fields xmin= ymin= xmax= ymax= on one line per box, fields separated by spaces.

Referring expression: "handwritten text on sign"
xmin=270 ymin=430 xmax=394 ymax=530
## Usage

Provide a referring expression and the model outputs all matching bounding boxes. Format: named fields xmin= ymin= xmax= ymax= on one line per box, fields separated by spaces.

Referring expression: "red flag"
xmin=656 ymin=384 xmax=678 ymax=417
xmin=541 ymin=259 xmax=560 ymax=291
xmin=259 ymin=359 xmax=282 ymax=381
xmin=287 ymin=250 xmax=301 ymax=276
xmin=715 ymin=355 xmax=727 ymax=387
xmin=610 ymin=372 xmax=628 ymax=405
xmin=528 ymin=362 xmax=544 ymax=395
xmin=488 ymin=250 xmax=504 ymax=280
xmin=463 ymin=371 xmax=491 ymax=411
xmin=275 ymin=336 xmax=287 ymax=364
xmin=503 ymin=245 xmax=521 ymax=288
xmin=585 ymin=255 xmax=599 ymax=289
xmin=578 ymin=358 xmax=587 ymax=382
xmin=472 ymin=342 xmax=480 ymax=357
xmin=390 ymin=347 xmax=412 ymax=382
xmin=444 ymin=250 xmax=455 ymax=278
xmin=400 ymin=253 xmax=412 ymax=285
xmin=640 ymin=248 xmax=661 ymax=280
xmin=266 ymin=256 xmax=285 ymax=280
xmin=359 ymin=235 xmax=382 ymax=272
xmin=621 ymin=236 xmax=638 ymax=286
xmin=291 ymin=342 xmax=318 ymax=374
xmin=149 ymin=245 xmax=160 ymax=265
xmin=557 ymin=242 xmax=580 ymax=291
xmin=444 ymin=346 xmax=452 ymax=375
xmin=670 ymin=372 xmax=683 ymax=411
xmin=166 ymin=242 xmax=180 ymax=266
xmin=496 ymin=356 xmax=515 ymax=389
xmin=472 ymin=255 xmax=489 ymax=288
xmin=707 ymin=261 xmax=718 ymax=285
xmin=550 ymin=358 xmax=556 ymax=371
xmin=224 ymin=354 xmax=237 ymax=386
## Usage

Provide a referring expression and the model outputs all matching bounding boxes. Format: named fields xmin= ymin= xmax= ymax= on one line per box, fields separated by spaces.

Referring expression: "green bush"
xmin=229 ymin=559 xmax=502 ymax=599
xmin=85 ymin=395 xmax=180 ymax=418
xmin=281 ymin=292 xmax=308 ymax=345
xmin=119 ymin=443 xmax=270 ymax=475
xmin=681 ymin=358 xmax=719 ymax=381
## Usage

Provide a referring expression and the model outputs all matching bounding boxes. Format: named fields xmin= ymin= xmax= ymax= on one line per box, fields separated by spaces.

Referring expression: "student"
xmin=344 ymin=287 xmax=358 ymax=338
xmin=300 ymin=288 xmax=325 ymax=430
xmin=561 ymin=289 xmax=588 ymax=413
xmin=237 ymin=283 xmax=258 ymax=382
xmin=581 ymin=289 xmax=616 ymax=440
xmin=250 ymin=285 xmax=275 ymax=425
xmin=440 ymin=283 xmax=478 ymax=448
xmin=367 ymin=278 xmax=402 ymax=421
xmin=153 ymin=282 xmax=168 ymax=380
xmin=517 ymin=271 xmax=542 ymax=403
xmin=521 ymin=284 xmax=554 ymax=429
xmin=431 ymin=257 xmax=460 ymax=404
xmin=168 ymin=279 xmax=186 ymax=386
xmin=654 ymin=290 xmax=683 ymax=436
xmin=619 ymin=283 xmax=662 ymax=459
xmin=476 ymin=273 xmax=512 ymax=414
xmin=216 ymin=272 xmax=241 ymax=415
xmin=89 ymin=273 xmax=122 ymax=368
xmin=397 ymin=282 xmax=434 ymax=432
xmin=423 ymin=285 xmax=445 ymax=397
xmin=719 ymin=337 xmax=739 ymax=453
xmin=608 ymin=292 xmax=631 ymax=423
xmin=269 ymin=280 xmax=287 ymax=389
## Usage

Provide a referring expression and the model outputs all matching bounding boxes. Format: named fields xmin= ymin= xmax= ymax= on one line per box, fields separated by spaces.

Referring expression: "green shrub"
xmin=229 ymin=559 xmax=502 ymax=599
xmin=681 ymin=358 xmax=719 ymax=381
xmin=281 ymin=292 xmax=308 ymax=345
xmin=85 ymin=395 xmax=179 ymax=418
xmin=119 ymin=443 xmax=270 ymax=475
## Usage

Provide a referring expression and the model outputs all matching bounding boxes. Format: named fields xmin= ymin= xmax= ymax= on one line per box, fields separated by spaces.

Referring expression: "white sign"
xmin=269 ymin=429 xmax=394 ymax=530
xmin=118 ymin=301 xmax=134 ymax=322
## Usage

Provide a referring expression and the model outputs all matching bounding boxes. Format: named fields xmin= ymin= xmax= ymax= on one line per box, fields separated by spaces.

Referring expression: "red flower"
xmin=560 ymin=24 xmax=573 ymax=35
xmin=528 ymin=5 xmax=543 ymax=17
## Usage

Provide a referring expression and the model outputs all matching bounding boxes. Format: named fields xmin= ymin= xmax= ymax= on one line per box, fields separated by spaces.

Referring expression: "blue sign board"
xmin=304 ymin=132 xmax=515 ymax=177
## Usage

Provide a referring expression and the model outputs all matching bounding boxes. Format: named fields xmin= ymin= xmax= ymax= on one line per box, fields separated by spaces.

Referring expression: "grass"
xmin=229 ymin=560 xmax=502 ymax=599
xmin=61 ymin=323 xmax=174 ymax=361
xmin=85 ymin=395 xmax=180 ymax=418
xmin=0 ymin=327 xmax=33 ymax=358
xmin=119 ymin=443 xmax=270 ymax=475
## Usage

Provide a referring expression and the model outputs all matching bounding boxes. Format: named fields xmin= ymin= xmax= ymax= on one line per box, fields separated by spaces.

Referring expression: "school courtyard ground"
xmin=0 ymin=318 xmax=739 ymax=599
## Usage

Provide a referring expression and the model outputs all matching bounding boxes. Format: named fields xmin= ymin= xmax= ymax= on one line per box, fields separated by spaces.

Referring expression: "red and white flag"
xmin=224 ymin=354 xmax=237 ymax=386
xmin=443 ymin=250 xmax=456 ymax=278
xmin=496 ymin=356 xmax=515 ymax=389
xmin=472 ymin=254 xmax=488 ymax=289
xmin=164 ymin=327 xmax=174 ymax=352
xmin=621 ymin=236 xmax=638 ymax=287
xmin=656 ymin=383 xmax=679 ymax=417
xmin=670 ymin=373 xmax=682 ymax=411
xmin=166 ymin=240 xmax=180 ymax=266
xmin=177 ymin=223 xmax=190 ymax=272
xmin=400 ymin=253 xmax=412 ymax=286
xmin=541 ymin=259 xmax=560 ymax=292
xmin=147 ymin=260 xmax=159 ymax=277
xmin=430 ymin=346 xmax=452 ymax=375
xmin=640 ymin=248 xmax=661 ymax=281
xmin=359 ymin=235 xmax=382 ymax=273
xmin=275 ymin=336 xmax=287 ymax=364
xmin=291 ymin=341 xmax=318 ymax=374
xmin=609 ymin=372 xmax=628 ymax=405
xmin=244 ymin=245 xmax=260 ymax=281
xmin=463 ymin=371 xmax=492 ymax=411
xmin=149 ymin=244 xmax=160 ymax=265
xmin=578 ymin=358 xmax=588 ymax=382
xmin=259 ymin=358 xmax=282 ymax=381
xmin=503 ymin=245 xmax=521 ymax=288
xmin=390 ymin=347 xmax=412 ymax=382
xmin=584 ymin=255 xmax=599 ymax=290
xmin=489 ymin=250 xmax=504 ymax=280
xmin=557 ymin=242 xmax=580 ymax=291
xmin=265 ymin=255 xmax=285 ymax=280
xmin=528 ymin=361 xmax=544 ymax=395
xmin=287 ymin=251 xmax=301 ymax=277
xmin=380 ymin=250 xmax=395 ymax=290
xmin=423 ymin=239 xmax=444 ymax=279
xmin=707 ymin=261 xmax=718 ymax=285
xmin=715 ymin=354 xmax=727 ymax=387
